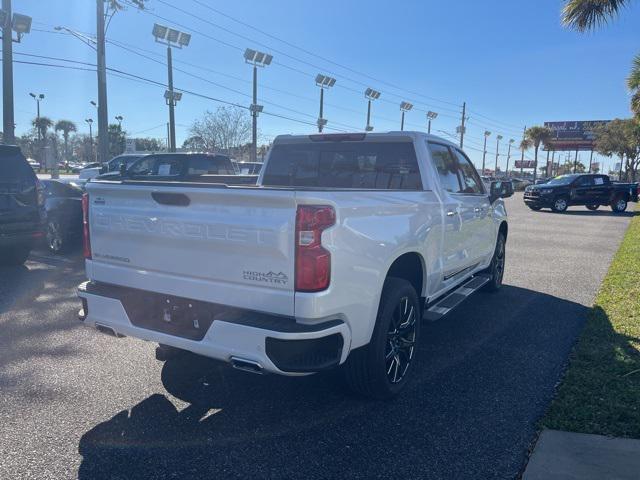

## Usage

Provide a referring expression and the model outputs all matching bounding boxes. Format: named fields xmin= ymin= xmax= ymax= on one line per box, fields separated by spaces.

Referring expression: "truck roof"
xmin=272 ymin=131 xmax=459 ymax=148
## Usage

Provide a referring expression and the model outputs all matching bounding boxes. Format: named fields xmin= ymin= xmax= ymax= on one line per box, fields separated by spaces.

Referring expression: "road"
xmin=0 ymin=194 xmax=635 ymax=480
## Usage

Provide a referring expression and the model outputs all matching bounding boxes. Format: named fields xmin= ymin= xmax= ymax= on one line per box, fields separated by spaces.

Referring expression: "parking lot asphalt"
xmin=0 ymin=194 xmax=636 ymax=480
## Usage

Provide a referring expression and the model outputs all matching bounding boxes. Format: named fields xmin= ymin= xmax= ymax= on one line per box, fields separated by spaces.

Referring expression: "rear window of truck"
xmin=262 ymin=142 xmax=422 ymax=190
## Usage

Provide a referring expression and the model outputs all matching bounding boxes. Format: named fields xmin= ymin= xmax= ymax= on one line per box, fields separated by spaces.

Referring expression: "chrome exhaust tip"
xmin=230 ymin=356 xmax=264 ymax=375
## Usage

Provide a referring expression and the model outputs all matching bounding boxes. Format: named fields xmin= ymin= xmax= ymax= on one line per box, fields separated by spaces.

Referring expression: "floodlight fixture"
xmin=178 ymin=32 xmax=191 ymax=46
xmin=365 ymin=125 xmax=374 ymax=132
xmin=244 ymin=48 xmax=273 ymax=66
xmin=12 ymin=13 xmax=31 ymax=35
xmin=317 ymin=118 xmax=328 ymax=127
xmin=365 ymin=88 xmax=381 ymax=100
xmin=90 ymin=100 xmax=97 ymax=107
xmin=496 ymin=134 xmax=503 ymax=141
xmin=484 ymin=130 xmax=491 ymax=137
xmin=152 ymin=23 xmax=168 ymax=41
xmin=315 ymin=74 xmax=336 ymax=88
xmin=85 ymin=118 xmax=93 ymax=124
xmin=427 ymin=111 xmax=438 ymax=120
xmin=509 ymin=138 xmax=515 ymax=144
xmin=166 ymin=28 xmax=180 ymax=43
xmin=249 ymin=104 xmax=264 ymax=114
xmin=400 ymin=101 xmax=413 ymax=111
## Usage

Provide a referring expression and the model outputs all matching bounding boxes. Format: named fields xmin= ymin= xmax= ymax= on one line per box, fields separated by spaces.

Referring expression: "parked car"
xmin=78 ymin=154 xmax=146 ymax=181
xmin=40 ymin=179 xmax=83 ymax=254
xmin=105 ymin=152 xmax=257 ymax=184
xmin=510 ymin=178 xmax=531 ymax=191
xmin=0 ymin=145 xmax=44 ymax=265
xmin=78 ymin=132 xmax=513 ymax=399
xmin=524 ymin=173 xmax=639 ymax=212
xmin=27 ymin=159 xmax=40 ymax=170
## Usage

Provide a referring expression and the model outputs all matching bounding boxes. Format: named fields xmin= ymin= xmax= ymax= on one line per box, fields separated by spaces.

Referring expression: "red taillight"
xmin=295 ymin=205 xmax=335 ymax=292
xmin=82 ymin=193 xmax=92 ymax=259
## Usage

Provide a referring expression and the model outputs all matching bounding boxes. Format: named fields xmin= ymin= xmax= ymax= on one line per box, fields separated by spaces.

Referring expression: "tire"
xmin=482 ymin=232 xmax=506 ymax=292
xmin=0 ymin=245 xmax=31 ymax=266
xmin=610 ymin=197 xmax=628 ymax=213
xmin=528 ymin=205 xmax=542 ymax=211
xmin=586 ymin=204 xmax=599 ymax=211
xmin=46 ymin=219 xmax=67 ymax=254
xmin=551 ymin=196 xmax=569 ymax=213
xmin=343 ymin=277 xmax=421 ymax=399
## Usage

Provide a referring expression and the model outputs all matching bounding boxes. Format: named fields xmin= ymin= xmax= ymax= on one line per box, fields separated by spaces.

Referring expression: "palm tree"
xmin=55 ymin=120 xmax=77 ymax=163
xmin=562 ymin=1 xmax=639 ymax=116
xmin=562 ymin=0 xmax=632 ymax=31
xmin=524 ymin=127 xmax=553 ymax=182
xmin=518 ymin=138 xmax=533 ymax=176
xmin=628 ymin=54 xmax=640 ymax=116
xmin=32 ymin=116 xmax=53 ymax=141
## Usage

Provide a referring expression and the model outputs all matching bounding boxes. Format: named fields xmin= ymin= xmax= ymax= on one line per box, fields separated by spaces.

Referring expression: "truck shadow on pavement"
xmin=78 ymin=285 xmax=595 ymax=480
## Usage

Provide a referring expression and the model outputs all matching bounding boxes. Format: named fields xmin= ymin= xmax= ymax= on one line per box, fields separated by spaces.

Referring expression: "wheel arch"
xmin=385 ymin=251 xmax=426 ymax=298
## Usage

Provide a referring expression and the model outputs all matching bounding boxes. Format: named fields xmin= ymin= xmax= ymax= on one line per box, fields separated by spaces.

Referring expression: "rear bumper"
xmin=77 ymin=281 xmax=350 ymax=375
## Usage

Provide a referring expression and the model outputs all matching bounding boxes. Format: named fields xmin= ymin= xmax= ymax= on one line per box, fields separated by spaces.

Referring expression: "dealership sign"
xmin=544 ymin=120 xmax=610 ymax=151
xmin=514 ymin=160 xmax=536 ymax=169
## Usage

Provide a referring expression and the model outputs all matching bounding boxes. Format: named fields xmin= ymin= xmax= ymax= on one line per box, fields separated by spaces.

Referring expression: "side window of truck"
xmin=453 ymin=148 xmax=484 ymax=194
xmin=427 ymin=142 xmax=462 ymax=193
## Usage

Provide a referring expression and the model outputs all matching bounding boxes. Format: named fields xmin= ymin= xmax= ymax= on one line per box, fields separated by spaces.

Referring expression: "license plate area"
xmin=119 ymin=290 xmax=220 ymax=341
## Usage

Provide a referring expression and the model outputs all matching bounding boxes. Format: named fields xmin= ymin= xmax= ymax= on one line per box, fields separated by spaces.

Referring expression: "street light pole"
xmin=85 ymin=118 xmax=94 ymax=162
xmin=244 ymin=48 xmax=272 ymax=161
xmin=427 ymin=111 xmax=438 ymax=134
xmin=506 ymin=139 xmax=514 ymax=177
xmin=481 ymin=131 xmax=491 ymax=175
xmin=400 ymin=102 xmax=413 ymax=131
xmin=96 ymin=0 xmax=109 ymax=163
xmin=167 ymin=45 xmax=176 ymax=152
xmin=364 ymin=88 xmax=380 ymax=132
xmin=494 ymin=135 xmax=503 ymax=174
xmin=315 ymin=74 xmax=335 ymax=133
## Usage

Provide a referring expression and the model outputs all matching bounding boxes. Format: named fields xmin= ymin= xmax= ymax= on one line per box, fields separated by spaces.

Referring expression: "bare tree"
xmin=188 ymin=106 xmax=252 ymax=155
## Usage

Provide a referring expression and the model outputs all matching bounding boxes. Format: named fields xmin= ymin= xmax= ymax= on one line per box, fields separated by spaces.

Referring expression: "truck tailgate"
xmin=85 ymin=182 xmax=296 ymax=316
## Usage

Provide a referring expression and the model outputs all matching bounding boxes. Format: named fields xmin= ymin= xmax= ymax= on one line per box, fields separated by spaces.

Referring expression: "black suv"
xmin=524 ymin=173 xmax=639 ymax=213
xmin=0 ymin=145 xmax=44 ymax=265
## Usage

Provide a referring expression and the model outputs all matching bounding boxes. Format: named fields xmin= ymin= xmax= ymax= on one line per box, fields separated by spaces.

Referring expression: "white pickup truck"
xmin=77 ymin=132 xmax=513 ymax=399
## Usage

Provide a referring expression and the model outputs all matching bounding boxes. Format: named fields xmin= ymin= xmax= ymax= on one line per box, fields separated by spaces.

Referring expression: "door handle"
xmin=446 ymin=210 xmax=458 ymax=217
xmin=474 ymin=207 xmax=481 ymax=213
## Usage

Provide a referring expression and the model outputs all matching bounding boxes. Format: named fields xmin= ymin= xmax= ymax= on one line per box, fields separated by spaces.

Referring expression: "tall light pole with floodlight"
xmin=115 ymin=115 xmax=123 ymax=128
xmin=505 ymin=139 xmax=514 ymax=177
xmin=481 ymin=130 xmax=491 ymax=175
xmin=364 ymin=88 xmax=380 ymax=132
xmin=494 ymin=134 xmax=503 ymax=174
xmin=152 ymin=23 xmax=191 ymax=152
xmin=399 ymin=102 xmax=413 ymax=131
xmin=1 ymin=3 xmax=32 ymax=144
xmin=315 ymin=74 xmax=335 ymax=133
xmin=244 ymin=48 xmax=272 ymax=161
xmin=85 ymin=118 xmax=94 ymax=162
xmin=426 ymin=111 xmax=438 ymax=134
xmin=29 ymin=93 xmax=44 ymax=142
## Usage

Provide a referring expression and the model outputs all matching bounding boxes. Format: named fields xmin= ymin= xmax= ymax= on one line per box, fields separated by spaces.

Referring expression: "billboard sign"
xmin=544 ymin=120 xmax=610 ymax=151
xmin=514 ymin=160 xmax=536 ymax=169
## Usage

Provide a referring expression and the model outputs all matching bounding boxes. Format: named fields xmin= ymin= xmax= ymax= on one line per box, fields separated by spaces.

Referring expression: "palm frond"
xmin=631 ymin=91 xmax=640 ymax=117
xmin=562 ymin=0 xmax=630 ymax=32
xmin=627 ymin=53 xmax=640 ymax=90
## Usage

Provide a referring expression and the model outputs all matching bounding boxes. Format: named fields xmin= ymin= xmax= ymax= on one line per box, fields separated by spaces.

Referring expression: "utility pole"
xmin=588 ymin=150 xmax=594 ymax=173
xmin=551 ymin=150 xmax=556 ymax=176
xmin=506 ymin=139 xmax=514 ymax=177
xmin=318 ymin=88 xmax=324 ymax=132
xmin=459 ymin=102 xmax=466 ymax=148
xmin=315 ymin=74 xmax=335 ymax=133
xmin=96 ymin=0 xmax=109 ymax=163
xmin=2 ymin=0 xmax=14 ymax=143
xmin=399 ymin=102 xmax=412 ymax=131
xmin=573 ymin=148 xmax=579 ymax=173
xmin=545 ymin=149 xmax=550 ymax=177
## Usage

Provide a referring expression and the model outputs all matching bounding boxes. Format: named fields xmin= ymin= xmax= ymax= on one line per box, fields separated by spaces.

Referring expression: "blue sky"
xmin=8 ymin=0 xmax=640 ymax=170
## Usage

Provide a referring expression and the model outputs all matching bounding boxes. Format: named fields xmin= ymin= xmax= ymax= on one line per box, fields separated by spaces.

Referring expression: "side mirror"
xmin=490 ymin=180 xmax=514 ymax=203
xmin=99 ymin=165 xmax=107 ymax=174
xmin=119 ymin=163 xmax=127 ymax=177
